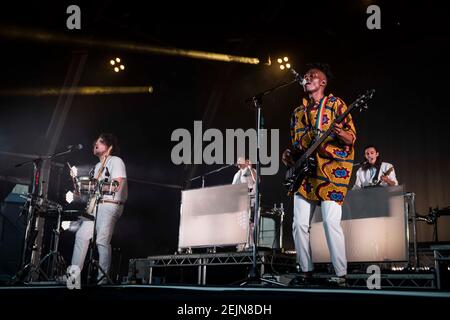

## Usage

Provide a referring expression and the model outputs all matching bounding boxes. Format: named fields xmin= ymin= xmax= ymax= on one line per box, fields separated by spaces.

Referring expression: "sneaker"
xmin=327 ymin=275 xmax=346 ymax=287
xmin=97 ymin=276 xmax=112 ymax=285
xmin=288 ymin=272 xmax=313 ymax=286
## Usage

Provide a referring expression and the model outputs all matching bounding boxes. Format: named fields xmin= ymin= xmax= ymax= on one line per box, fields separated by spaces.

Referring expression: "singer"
xmin=70 ymin=133 xmax=127 ymax=284
xmin=282 ymin=63 xmax=356 ymax=287
xmin=353 ymin=145 xmax=398 ymax=188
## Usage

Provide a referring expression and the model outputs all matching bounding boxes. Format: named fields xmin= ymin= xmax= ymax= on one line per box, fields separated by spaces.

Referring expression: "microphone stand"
xmin=14 ymin=148 xmax=76 ymax=169
xmin=188 ymin=164 xmax=235 ymax=188
xmin=239 ymin=71 xmax=304 ymax=287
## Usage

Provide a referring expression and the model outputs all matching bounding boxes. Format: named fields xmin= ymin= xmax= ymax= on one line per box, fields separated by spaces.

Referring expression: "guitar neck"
xmin=95 ymin=147 xmax=113 ymax=180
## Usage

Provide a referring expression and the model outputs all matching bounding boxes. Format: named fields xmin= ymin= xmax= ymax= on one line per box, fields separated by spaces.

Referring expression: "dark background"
xmin=0 ymin=1 xmax=449 ymax=279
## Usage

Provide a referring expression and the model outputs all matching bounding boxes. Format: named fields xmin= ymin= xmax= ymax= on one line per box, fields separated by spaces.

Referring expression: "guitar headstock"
xmin=354 ymin=89 xmax=375 ymax=112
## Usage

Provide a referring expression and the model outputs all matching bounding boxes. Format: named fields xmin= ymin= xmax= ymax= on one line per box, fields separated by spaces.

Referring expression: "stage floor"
xmin=1 ymin=283 xmax=449 ymax=316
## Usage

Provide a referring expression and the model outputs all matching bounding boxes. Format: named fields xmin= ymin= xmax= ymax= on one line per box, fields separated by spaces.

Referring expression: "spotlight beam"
xmin=0 ymin=86 xmax=154 ymax=96
xmin=0 ymin=26 xmax=260 ymax=65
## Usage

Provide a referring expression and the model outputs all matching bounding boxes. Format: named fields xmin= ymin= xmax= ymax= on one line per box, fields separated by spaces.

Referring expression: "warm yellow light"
xmin=286 ymin=63 xmax=291 ymax=69
xmin=120 ymin=64 xmax=125 ymax=70
xmin=110 ymin=60 xmax=115 ymax=65
xmin=283 ymin=57 xmax=288 ymax=62
xmin=0 ymin=86 xmax=155 ymax=96
xmin=148 ymin=86 xmax=154 ymax=93
xmin=114 ymin=67 xmax=119 ymax=72
xmin=280 ymin=65 xmax=285 ymax=70
xmin=0 ymin=27 xmax=260 ymax=65
xmin=116 ymin=57 xmax=121 ymax=63
xmin=277 ymin=58 xmax=282 ymax=64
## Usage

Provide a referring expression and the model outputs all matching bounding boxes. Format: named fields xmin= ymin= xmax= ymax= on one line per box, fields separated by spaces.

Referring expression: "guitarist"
xmin=353 ymin=145 xmax=398 ymax=188
xmin=282 ymin=63 xmax=356 ymax=287
xmin=71 ymin=133 xmax=127 ymax=284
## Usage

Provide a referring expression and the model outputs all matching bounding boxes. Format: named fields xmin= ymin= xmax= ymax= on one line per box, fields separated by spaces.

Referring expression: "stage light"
xmin=110 ymin=57 xmax=124 ymax=72
xmin=0 ymin=86 xmax=155 ymax=96
xmin=1 ymin=26 xmax=260 ymax=65
xmin=66 ymin=191 xmax=74 ymax=204
xmin=61 ymin=221 xmax=70 ymax=230
xmin=109 ymin=58 xmax=125 ymax=72
xmin=148 ymin=86 xmax=154 ymax=93
xmin=276 ymin=56 xmax=291 ymax=71
xmin=71 ymin=166 xmax=78 ymax=177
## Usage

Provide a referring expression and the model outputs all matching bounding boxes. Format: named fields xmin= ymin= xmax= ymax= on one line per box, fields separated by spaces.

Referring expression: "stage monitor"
xmin=310 ymin=185 xmax=409 ymax=263
xmin=178 ymin=183 xmax=249 ymax=249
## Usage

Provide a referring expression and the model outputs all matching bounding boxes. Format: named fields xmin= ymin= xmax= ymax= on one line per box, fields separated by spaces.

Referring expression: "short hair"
xmin=95 ymin=133 xmax=120 ymax=156
xmin=364 ymin=145 xmax=378 ymax=153
xmin=305 ymin=62 xmax=334 ymax=84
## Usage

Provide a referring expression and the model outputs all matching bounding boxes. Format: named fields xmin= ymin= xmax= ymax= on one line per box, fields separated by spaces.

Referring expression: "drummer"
xmin=70 ymin=133 xmax=127 ymax=285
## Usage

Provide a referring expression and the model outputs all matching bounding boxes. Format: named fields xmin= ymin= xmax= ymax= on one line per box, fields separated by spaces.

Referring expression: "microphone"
xmin=353 ymin=160 xmax=368 ymax=167
xmin=67 ymin=144 xmax=83 ymax=150
xmin=291 ymin=68 xmax=307 ymax=86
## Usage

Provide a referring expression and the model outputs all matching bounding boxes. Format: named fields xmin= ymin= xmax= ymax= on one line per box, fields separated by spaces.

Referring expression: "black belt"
xmin=100 ymin=200 xmax=124 ymax=206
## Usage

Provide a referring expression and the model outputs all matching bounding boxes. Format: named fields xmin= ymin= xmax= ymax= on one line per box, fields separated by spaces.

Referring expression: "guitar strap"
xmin=314 ymin=95 xmax=329 ymax=134
xmin=372 ymin=162 xmax=382 ymax=184
xmin=96 ymin=153 xmax=111 ymax=180
xmin=303 ymin=96 xmax=328 ymax=148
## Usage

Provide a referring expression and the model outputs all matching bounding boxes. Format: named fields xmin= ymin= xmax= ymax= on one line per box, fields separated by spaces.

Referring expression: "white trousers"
xmin=292 ymin=194 xmax=347 ymax=276
xmin=71 ymin=203 xmax=123 ymax=279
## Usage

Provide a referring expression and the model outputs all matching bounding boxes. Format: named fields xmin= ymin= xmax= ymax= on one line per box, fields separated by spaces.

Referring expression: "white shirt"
xmin=93 ymin=155 xmax=128 ymax=202
xmin=353 ymin=161 xmax=398 ymax=189
xmin=232 ymin=167 xmax=256 ymax=196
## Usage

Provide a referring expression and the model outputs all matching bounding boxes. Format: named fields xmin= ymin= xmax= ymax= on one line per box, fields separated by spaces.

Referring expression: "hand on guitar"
xmin=282 ymin=149 xmax=296 ymax=168
xmin=332 ymin=123 xmax=354 ymax=145
xmin=380 ymin=175 xmax=395 ymax=186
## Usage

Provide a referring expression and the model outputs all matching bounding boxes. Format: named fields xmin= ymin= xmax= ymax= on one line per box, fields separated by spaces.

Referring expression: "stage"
xmin=1 ymin=283 xmax=449 ymax=316
xmin=1 ymin=3 xmax=450 ymax=316
xmin=2 ymin=249 xmax=449 ymax=316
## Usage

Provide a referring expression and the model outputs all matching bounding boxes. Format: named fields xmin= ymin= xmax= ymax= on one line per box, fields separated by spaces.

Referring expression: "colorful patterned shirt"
xmin=290 ymin=93 xmax=356 ymax=204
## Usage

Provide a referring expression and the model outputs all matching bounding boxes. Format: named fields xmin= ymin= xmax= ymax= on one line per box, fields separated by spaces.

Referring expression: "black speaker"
xmin=0 ymin=194 xmax=27 ymax=280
